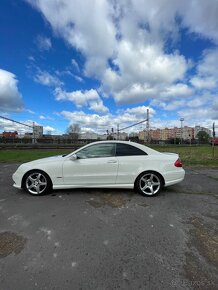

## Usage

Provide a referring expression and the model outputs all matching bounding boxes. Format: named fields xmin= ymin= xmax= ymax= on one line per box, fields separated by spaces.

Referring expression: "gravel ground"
xmin=0 ymin=163 xmax=218 ymax=290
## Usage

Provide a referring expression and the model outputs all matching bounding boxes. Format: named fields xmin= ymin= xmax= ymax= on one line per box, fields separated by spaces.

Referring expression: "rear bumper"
xmin=163 ymin=169 xmax=185 ymax=187
xmin=164 ymin=176 xmax=184 ymax=187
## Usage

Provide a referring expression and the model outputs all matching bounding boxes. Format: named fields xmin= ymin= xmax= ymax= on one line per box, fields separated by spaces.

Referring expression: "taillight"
xmin=174 ymin=158 xmax=182 ymax=167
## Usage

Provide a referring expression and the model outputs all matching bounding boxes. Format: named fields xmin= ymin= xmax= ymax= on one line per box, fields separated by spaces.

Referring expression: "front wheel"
xmin=135 ymin=172 xmax=163 ymax=196
xmin=24 ymin=171 xmax=52 ymax=196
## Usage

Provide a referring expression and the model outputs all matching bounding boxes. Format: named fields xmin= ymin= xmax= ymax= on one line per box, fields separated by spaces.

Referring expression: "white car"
xmin=12 ymin=141 xmax=185 ymax=197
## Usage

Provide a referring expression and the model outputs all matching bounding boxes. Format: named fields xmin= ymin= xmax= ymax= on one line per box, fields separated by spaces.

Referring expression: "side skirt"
xmin=53 ymin=184 xmax=134 ymax=190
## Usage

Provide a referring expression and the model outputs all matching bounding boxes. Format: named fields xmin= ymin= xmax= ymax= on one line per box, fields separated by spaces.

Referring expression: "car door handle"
xmin=107 ymin=160 xmax=117 ymax=163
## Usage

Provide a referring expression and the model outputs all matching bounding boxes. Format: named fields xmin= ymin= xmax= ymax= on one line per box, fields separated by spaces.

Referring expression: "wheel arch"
xmin=134 ymin=170 xmax=165 ymax=189
xmin=21 ymin=169 xmax=53 ymax=189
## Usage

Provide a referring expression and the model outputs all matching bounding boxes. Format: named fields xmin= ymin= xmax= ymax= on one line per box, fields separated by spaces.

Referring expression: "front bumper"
xmin=13 ymin=183 xmax=22 ymax=189
xmin=12 ymin=172 xmax=22 ymax=189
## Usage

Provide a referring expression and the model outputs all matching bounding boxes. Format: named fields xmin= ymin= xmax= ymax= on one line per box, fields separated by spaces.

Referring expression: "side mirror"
xmin=70 ymin=154 xmax=77 ymax=161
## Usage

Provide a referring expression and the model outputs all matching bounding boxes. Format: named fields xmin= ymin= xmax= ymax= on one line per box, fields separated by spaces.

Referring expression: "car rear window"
xmin=116 ymin=143 xmax=147 ymax=156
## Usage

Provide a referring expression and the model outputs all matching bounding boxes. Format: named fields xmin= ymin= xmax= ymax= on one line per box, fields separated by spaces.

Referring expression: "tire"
xmin=24 ymin=170 xmax=52 ymax=196
xmin=135 ymin=171 xmax=163 ymax=196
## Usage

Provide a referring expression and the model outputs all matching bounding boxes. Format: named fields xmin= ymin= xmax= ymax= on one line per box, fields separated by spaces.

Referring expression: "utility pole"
xmin=117 ymin=124 xmax=119 ymax=140
xmin=180 ymin=118 xmax=184 ymax=144
xmin=212 ymin=122 xmax=215 ymax=159
xmin=145 ymin=109 xmax=150 ymax=143
xmin=111 ymin=128 xmax=114 ymax=140
xmin=32 ymin=122 xmax=35 ymax=144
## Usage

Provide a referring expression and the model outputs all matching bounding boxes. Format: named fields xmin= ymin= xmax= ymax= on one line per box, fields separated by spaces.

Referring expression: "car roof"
xmin=77 ymin=140 xmax=159 ymax=155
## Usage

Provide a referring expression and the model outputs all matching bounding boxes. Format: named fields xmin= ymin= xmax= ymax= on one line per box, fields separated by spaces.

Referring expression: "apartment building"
xmin=139 ymin=125 xmax=209 ymax=141
xmin=194 ymin=126 xmax=211 ymax=138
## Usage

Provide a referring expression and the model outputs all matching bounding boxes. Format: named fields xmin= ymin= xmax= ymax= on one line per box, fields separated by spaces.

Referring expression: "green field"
xmin=0 ymin=145 xmax=217 ymax=167
xmin=0 ymin=149 xmax=72 ymax=163
xmin=152 ymin=145 xmax=218 ymax=167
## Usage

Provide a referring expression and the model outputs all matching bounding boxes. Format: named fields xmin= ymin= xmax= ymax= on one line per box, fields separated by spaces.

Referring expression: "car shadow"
xmin=52 ymin=187 xmax=135 ymax=196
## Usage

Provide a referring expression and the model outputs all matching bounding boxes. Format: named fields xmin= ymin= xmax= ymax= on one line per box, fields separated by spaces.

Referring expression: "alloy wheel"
xmin=139 ymin=173 xmax=161 ymax=195
xmin=25 ymin=172 xmax=47 ymax=195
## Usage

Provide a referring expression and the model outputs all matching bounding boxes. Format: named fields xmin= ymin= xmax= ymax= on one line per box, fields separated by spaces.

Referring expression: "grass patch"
xmin=0 ymin=149 xmax=72 ymax=163
xmin=0 ymin=145 xmax=217 ymax=166
xmin=151 ymin=145 xmax=218 ymax=167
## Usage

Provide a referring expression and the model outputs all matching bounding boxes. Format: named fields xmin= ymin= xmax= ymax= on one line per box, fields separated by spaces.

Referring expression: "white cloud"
xmin=186 ymin=98 xmax=208 ymax=108
xmin=112 ymin=83 xmax=158 ymax=104
xmin=36 ymin=35 xmax=52 ymax=51
xmin=60 ymin=105 xmax=155 ymax=133
xmin=27 ymin=0 xmax=218 ymax=114
xmin=27 ymin=0 xmax=116 ymax=75
xmin=161 ymin=100 xmax=186 ymax=111
xmin=27 ymin=0 xmax=189 ymax=104
xmin=102 ymin=42 xmax=188 ymax=104
xmin=179 ymin=108 xmax=213 ymax=121
xmin=0 ymin=118 xmax=57 ymax=135
xmin=118 ymin=0 xmax=218 ymax=44
xmin=190 ymin=48 xmax=218 ymax=97
xmin=61 ymin=110 xmax=110 ymax=132
xmin=124 ymin=106 xmax=155 ymax=117
xmin=88 ymin=101 xmax=108 ymax=114
xmin=197 ymin=49 xmax=218 ymax=78
xmin=180 ymin=0 xmax=218 ymax=44
xmin=73 ymin=75 xmax=83 ymax=82
xmin=0 ymin=118 xmax=32 ymax=133
xmin=44 ymin=125 xmax=56 ymax=133
xmin=152 ymin=92 xmax=212 ymax=112
xmin=34 ymin=70 xmax=63 ymax=87
xmin=39 ymin=115 xmax=54 ymax=121
xmin=26 ymin=109 xmax=35 ymax=114
xmin=71 ymin=59 xmax=80 ymax=72
xmin=55 ymin=88 xmax=109 ymax=113
xmin=115 ymin=42 xmax=187 ymax=85
xmin=161 ymin=83 xmax=193 ymax=98
xmin=55 ymin=69 xmax=84 ymax=83
xmin=190 ymin=77 xmax=217 ymax=90
xmin=0 ymin=69 xmax=24 ymax=112
xmin=178 ymin=96 xmax=218 ymax=122
xmin=189 ymin=48 xmax=218 ymax=92
xmin=28 ymin=56 xmax=35 ymax=62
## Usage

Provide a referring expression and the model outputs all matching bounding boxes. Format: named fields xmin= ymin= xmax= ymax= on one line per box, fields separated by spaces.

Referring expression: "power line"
xmin=0 ymin=115 xmax=33 ymax=128
xmin=118 ymin=118 xmax=147 ymax=131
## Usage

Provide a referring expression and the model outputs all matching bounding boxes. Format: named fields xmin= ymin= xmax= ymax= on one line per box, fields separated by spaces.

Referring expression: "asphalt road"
xmin=0 ymin=163 xmax=218 ymax=290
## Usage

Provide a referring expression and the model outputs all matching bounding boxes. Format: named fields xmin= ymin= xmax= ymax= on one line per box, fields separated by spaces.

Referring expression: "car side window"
xmin=116 ymin=143 xmax=147 ymax=156
xmin=77 ymin=143 xmax=115 ymax=159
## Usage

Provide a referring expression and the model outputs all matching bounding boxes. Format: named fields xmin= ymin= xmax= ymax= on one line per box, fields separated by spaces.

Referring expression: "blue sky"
xmin=0 ymin=0 xmax=218 ymax=135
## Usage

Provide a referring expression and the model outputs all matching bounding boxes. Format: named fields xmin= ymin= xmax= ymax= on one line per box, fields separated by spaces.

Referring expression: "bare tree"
xmin=66 ymin=124 xmax=81 ymax=140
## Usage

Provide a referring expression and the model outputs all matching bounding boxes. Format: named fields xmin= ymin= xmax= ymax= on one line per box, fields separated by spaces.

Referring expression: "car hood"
xmin=23 ymin=155 xmax=65 ymax=166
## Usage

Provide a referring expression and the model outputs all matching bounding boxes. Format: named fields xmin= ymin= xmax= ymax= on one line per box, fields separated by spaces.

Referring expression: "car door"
xmin=63 ymin=143 xmax=118 ymax=185
xmin=115 ymin=143 xmax=148 ymax=184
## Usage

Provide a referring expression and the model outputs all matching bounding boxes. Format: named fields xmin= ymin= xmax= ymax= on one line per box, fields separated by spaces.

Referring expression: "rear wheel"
xmin=135 ymin=171 xmax=163 ymax=196
xmin=24 ymin=171 xmax=52 ymax=196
